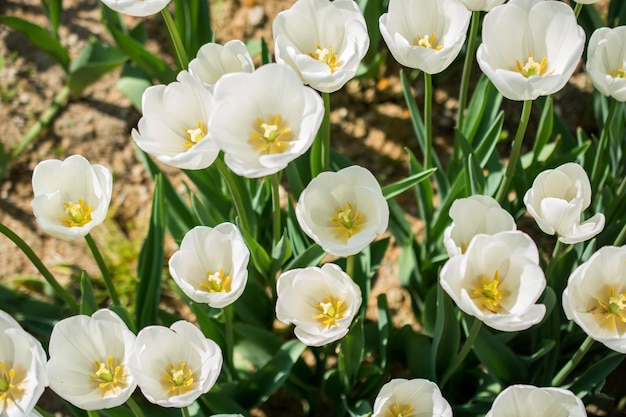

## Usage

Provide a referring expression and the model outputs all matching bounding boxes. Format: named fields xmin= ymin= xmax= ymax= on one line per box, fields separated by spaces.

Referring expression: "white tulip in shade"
xmin=210 ymin=63 xmax=324 ymax=178
xmin=129 ymin=321 xmax=222 ymax=408
xmin=523 ymin=162 xmax=605 ymax=244
xmin=458 ymin=0 xmax=505 ymax=11
xmin=476 ymin=0 xmax=585 ymax=101
xmin=485 ymin=385 xmax=587 ymax=417
xmin=31 ymin=154 xmax=113 ymax=241
xmin=131 ymin=70 xmax=219 ymax=170
xmin=46 ymin=309 xmax=137 ymax=410
xmin=563 ymin=246 xmax=626 ymax=353
xmin=100 ymin=0 xmax=171 ymax=17
xmin=272 ymin=0 xmax=369 ymax=93
xmin=440 ymin=231 xmax=546 ymax=332
xmin=372 ymin=378 xmax=452 ymax=417
xmin=0 ymin=310 xmax=48 ymax=417
xmin=587 ymin=26 xmax=626 ymax=102
xmin=276 ymin=263 xmax=362 ymax=347
xmin=443 ymin=195 xmax=516 ymax=257
xmin=168 ymin=224 xmax=250 ymax=309
xmin=188 ymin=40 xmax=254 ymax=90
xmin=296 ymin=165 xmax=389 ymax=257
xmin=379 ymin=0 xmax=471 ymax=74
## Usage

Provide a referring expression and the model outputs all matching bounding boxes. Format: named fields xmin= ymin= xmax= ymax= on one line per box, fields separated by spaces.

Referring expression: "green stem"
xmin=311 ymin=92 xmax=331 ymax=177
xmin=551 ymin=239 xmax=563 ymax=262
xmin=440 ymin=318 xmax=482 ymax=388
xmin=161 ymin=7 xmax=189 ymax=70
xmin=87 ymin=410 xmax=100 ymax=417
xmin=224 ymin=304 xmax=237 ymax=381
xmin=181 ymin=406 xmax=191 ymax=417
xmin=35 ymin=406 xmax=56 ymax=417
xmin=423 ymin=72 xmax=433 ymax=169
xmin=271 ymin=172 xmax=282 ymax=248
xmin=126 ymin=397 xmax=145 ymax=417
xmin=591 ymin=99 xmax=618 ymax=187
xmin=85 ymin=233 xmax=121 ymax=306
xmin=496 ymin=100 xmax=533 ymax=203
xmin=456 ymin=10 xmax=480 ymax=132
xmin=0 ymin=222 xmax=78 ymax=311
xmin=551 ymin=335 xmax=594 ymax=386
xmin=214 ymin=157 xmax=251 ymax=233
xmin=573 ymin=2 xmax=583 ymax=19
xmin=614 ymin=222 xmax=626 ymax=246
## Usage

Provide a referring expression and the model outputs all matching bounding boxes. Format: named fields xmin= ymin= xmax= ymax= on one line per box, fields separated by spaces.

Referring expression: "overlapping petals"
xmin=587 ymin=26 xmax=626 ymax=102
xmin=372 ymin=378 xmax=452 ymax=417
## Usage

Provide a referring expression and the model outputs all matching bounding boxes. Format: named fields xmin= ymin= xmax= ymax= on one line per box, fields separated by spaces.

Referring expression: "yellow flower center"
xmin=608 ymin=60 xmax=626 ymax=79
xmin=249 ymin=114 xmax=294 ymax=155
xmin=162 ymin=362 xmax=195 ymax=397
xmin=308 ymin=44 xmax=340 ymax=73
xmin=595 ymin=287 xmax=626 ymax=329
xmin=515 ymin=53 xmax=549 ymax=77
xmin=313 ymin=295 xmax=346 ymax=328
xmin=89 ymin=356 xmax=129 ymax=397
xmin=331 ymin=201 xmax=366 ymax=243
xmin=183 ymin=120 xmax=208 ymax=147
xmin=200 ymin=268 xmax=232 ymax=293
xmin=472 ymin=270 xmax=503 ymax=313
xmin=387 ymin=404 xmax=415 ymax=417
xmin=414 ymin=33 xmax=443 ymax=50
xmin=0 ymin=361 xmax=24 ymax=407
xmin=60 ymin=198 xmax=93 ymax=227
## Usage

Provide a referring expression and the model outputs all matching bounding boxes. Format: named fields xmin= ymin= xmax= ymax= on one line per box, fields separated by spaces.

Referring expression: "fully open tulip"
xmin=476 ymin=0 xmax=585 ymax=101
xmin=296 ymin=165 xmax=389 ymax=257
xmin=440 ymin=231 xmax=546 ymax=332
xmin=563 ymin=246 xmax=626 ymax=353
xmin=587 ymin=26 xmax=626 ymax=102
xmin=0 ymin=310 xmax=48 ymax=417
xmin=486 ymin=385 xmax=587 ymax=417
xmin=379 ymin=0 xmax=471 ymax=74
xmin=132 ymin=70 xmax=219 ymax=170
xmin=276 ymin=263 xmax=361 ymax=347
xmin=31 ymin=154 xmax=112 ymax=241
xmin=188 ymin=40 xmax=254 ymax=90
xmin=372 ymin=378 xmax=452 ymax=417
xmin=100 ymin=0 xmax=171 ymax=17
xmin=210 ymin=63 xmax=324 ymax=178
xmin=272 ymin=0 xmax=369 ymax=93
xmin=459 ymin=0 xmax=505 ymax=11
xmin=169 ymin=224 xmax=249 ymax=308
xmin=129 ymin=321 xmax=222 ymax=408
xmin=46 ymin=309 xmax=137 ymax=410
xmin=523 ymin=162 xmax=605 ymax=244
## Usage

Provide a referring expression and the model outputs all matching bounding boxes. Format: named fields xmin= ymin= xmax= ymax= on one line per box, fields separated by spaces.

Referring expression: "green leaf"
xmin=284 ymin=243 xmax=325 ymax=270
xmin=338 ymin=318 xmax=365 ymax=391
xmin=190 ymin=303 xmax=226 ymax=352
xmin=382 ymin=167 xmax=437 ymax=200
xmin=532 ymin=96 xmax=554 ymax=163
xmin=0 ymin=16 xmax=70 ymax=70
xmin=377 ymin=294 xmax=391 ymax=369
xmin=79 ymin=271 xmax=98 ymax=316
xmin=116 ymin=63 xmax=151 ymax=112
xmin=40 ymin=0 xmax=63 ymax=35
xmin=473 ymin=325 xmax=527 ymax=383
xmin=466 ymin=153 xmax=485 ymax=195
xmin=431 ymin=284 xmax=460 ymax=380
xmin=68 ymin=40 xmax=127 ymax=96
xmin=270 ymin=232 xmax=292 ymax=276
xmin=567 ymin=353 xmax=624 ymax=397
xmin=462 ymin=74 xmax=502 ymax=143
xmin=238 ymin=224 xmax=271 ymax=277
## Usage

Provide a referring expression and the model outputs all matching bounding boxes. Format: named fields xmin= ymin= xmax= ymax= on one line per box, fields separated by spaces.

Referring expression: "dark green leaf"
xmin=567 ymin=353 xmax=624 ymax=397
xmin=431 ymin=284 xmax=460 ymax=380
xmin=68 ymin=41 xmax=127 ymax=96
xmin=473 ymin=326 xmax=527 ymax=383
xmin=338 ymin=318 xmax=365 ymax=390
xmin=79 ymin=271 xmax=98 ymax=316
xmin=382 ymin=168 xmax=437 ymax=200
xmin=284 ymin=243 xmax=325 ymax=270
xmin=190 ymin=303 xmax=226 ymax=351
xmin=117 ymin=63 xmax=151 ymax=112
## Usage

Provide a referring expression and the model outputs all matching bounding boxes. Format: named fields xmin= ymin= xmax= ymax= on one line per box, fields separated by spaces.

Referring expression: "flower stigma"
xmin=594 ymin=287 xmax=626 ymax=330
xmin=162 ymin=362 xmax=195 ymax=397
xmin=183 ymin=120 xmax=207 ymax=147
xmin=515 ymin=53 xmax=549 ymax=77
xmin=200 ymin=268 xmax=232 ymax=293
xmin=608 ymin=60 xmax=625 ymax=79
xmin=60 ymin=198 xmax=93 ymax=227
xmin=90 ymin=356 xmax=128 ymax=396
xmin=0 ymin=361 xmax=23 ymax=406
xmin=313 ymin=295 xmax=346 ymax=328
xmin=387 ymin=403 xmax=415 ymax=417
xmin=250 ymin=114 xmax=294 ymax=154
xmin=414 ymin=33 xmax=443 ymax=50
xmin=331 ymin=201 xmax=366 ymax=242
xmin=307 ymin=44 xmax=340 ymax=73
xmin=472 ymin=270 xmax=503 ymax=313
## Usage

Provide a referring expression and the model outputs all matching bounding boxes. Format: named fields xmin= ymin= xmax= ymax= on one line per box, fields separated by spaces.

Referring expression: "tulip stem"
xmin=214 ymin=157 xmax=251 ymax=233
xmin=126 ymin=397 xmax=145 ymax=417
xmin=0 ymin=222 xmax=79 ymax=311
xmin=496 ymin=99 xmax=532 ymax=204
xmin=224 ymin=304 xmax=237 ymax=381
xmin=457 ymin=10 xmax=480 ymax=132
xmin=573 ymin=2 xmax=583 ymax=19
xmin=311 ymin=91 xmax=331 ymax=177
xmin=271 ymin=172 xmax=282 ymax=248
xmin=591 ymin=99 xmax=618 ymax=188
xmin=85 ymin=233 xmax=121 ymax=306
xmin=440 ymin=318 xmax=482 ymax=388
xmin=161 ymin=7 xmax=189 ymax=70
xmin=424 ymin=72 xmax=433 ymax=169
xmin=181 ymin=406 xmax=191 ymax=417
xmin=614 ymin=222 xmax=626 ymax=246
xmin=551 ymin=335 xmax=594 ymax=386
xmin=87 ymin=410 xmax=99 ymax=417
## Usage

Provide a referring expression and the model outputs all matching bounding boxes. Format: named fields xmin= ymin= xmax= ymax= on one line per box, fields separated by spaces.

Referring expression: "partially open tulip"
xmin=372 ymin=378 xmax=452 ymax=417
xmin=31 ymin=154 xmax=112 ymax=241
xmin=587 ymin=26 xmax=626 ymax=102
xmin=563 ymin=246 xmax=626 ymax=353
xmin=132 ymin=70 xmax=219 ymax=170
xmin=100 ymin=0 xmax=171 ymax=17
xmin=476 ymin=0 xmax=585 ymax=101
xmin=486 ymin=385 xmax=587 ymax=417
xmin=379 ymin=0 xmax=471 ymax=74
xmin=458 ymin=0 xmax=505 ymax=11
xmin=272 ymin=0 xmax=369 ymax=93
xmin=523 ymin=162 xmax=604 ymax=244
xmin=188 ymin=40 xmax=254 ymax=90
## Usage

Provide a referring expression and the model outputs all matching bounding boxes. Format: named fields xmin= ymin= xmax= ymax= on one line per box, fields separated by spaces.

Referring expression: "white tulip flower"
xmin=372 ymin=378 xmax=452 ymax=417
xmin=100 ymin=0 xmax=171 ymax=17
xmin=31 ymin=154 xmax=112 ymax=241
xmin=486 ymin=385 xmax=587 ymax=417
xmin=131 ymin=70 xmax=219 ymax=170
xmin=379 ymin=0 xmax=471 ymax=74
xmin=523 ymin=162 xmax=605 ymax=244
xmin=276 ymin=263 xmax=362 ymax=347
xmin=210 ymin=63 xmax=324 ymax=178
xmin=188 ymin=40 xmax=254 ymax=91
xmin=272 ymin=0 xmax=369 ymax=93
xmin=46 ymin=309 xmax=137 ymax=410
xmin=476 ymin=0 xmax=585 ymax=101
xmin=459 ymin=0 xmax=505 ymax=11
xmin=169 ymin=224 xmax=250 ymax=309
xmin=563 ymin=246 xmax=626 ymax=353
xmin=0 ymin=310 xmax=48 ymax=417
xmin=587 ymin=26 xmax=626 ymax=102
xmin=129 ymin=321 xmax=222 ymax=408
xmin=443 ymin=195 xmax=516 ymax=257
xmin=440 ymin=231 xmax=546 ymax=332
xmin=296 ymin=166 xmax=389 ymax=257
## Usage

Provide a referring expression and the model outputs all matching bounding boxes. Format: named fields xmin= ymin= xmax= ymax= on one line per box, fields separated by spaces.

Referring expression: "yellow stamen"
xmin=312 ymin=295 xmax=346 ymax=328
xmin=331 ymin=201 xmax=366 ymax=243
xmin=162 ymin=362 xmax=195 ymax=397
xmin=60 ymin=198 xmax=92 ymax=227
xmin=595 ymin=287 xmax=626 ymax=329
xmin=472 ymin=270 xmax=503 ymax=313
xmin=89 ymin=356 xmax=128 ymax=397
xmin=515 ymin=52 xmax=549 ymax=77
xmin=183 ymin=120 xmax=207 ymax=147
xmin=414 ymin=33 xmax=443 ymax=51
xmin=199 ymin=268 xmax=232 ymax=293
xmin=608 ymin=60 xmax=626 ymax=78
xmin=387 ymin=404 xmax=415 ymax=417
xmin=0 ymin=361 xmax=24 ymax=406
xmin=249 ymin=114 xmax=294 ymax=155
xmin=307 ymin=44 xmax=340 ymax=73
